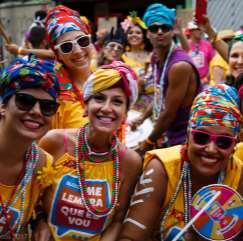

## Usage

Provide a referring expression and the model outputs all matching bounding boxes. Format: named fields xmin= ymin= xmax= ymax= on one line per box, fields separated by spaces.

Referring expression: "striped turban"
xmin=0 ymin=55 xmax=60 ymax=102
xmin=188 ymin=84 xmax=241 ymax=135
xmin=45 ymin=5 xmax=90 ymax=47
xmin=83 ymin=61 xmax=138 ymax=108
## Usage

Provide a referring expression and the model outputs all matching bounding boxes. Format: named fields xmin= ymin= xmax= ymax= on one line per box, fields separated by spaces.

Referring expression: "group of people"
xmin=0 ymin=2 xmax=242 ymax=241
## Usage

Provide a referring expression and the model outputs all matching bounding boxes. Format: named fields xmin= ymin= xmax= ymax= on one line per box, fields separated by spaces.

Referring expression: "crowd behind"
xmin=0 ymin=2 xmax=242 ymax=241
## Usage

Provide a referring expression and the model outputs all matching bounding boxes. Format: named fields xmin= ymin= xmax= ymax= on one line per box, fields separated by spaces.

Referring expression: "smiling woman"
xmin=0 ymin=57 xmax=60 ymax=241
xmin=45 ymin=5 xmax=95 ymax=129
xmin=37 ymin=61 xmax=142 ymax=241
xmin=118 ymin=84 xmax=243 ymax=241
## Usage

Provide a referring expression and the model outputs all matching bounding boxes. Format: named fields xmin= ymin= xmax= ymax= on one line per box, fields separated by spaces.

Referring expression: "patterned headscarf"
xmin=0 ymin=55 xmax=60 ymax=102
xmin=143 ymin=3 xmax=176 ymax=28
xmin=45 ymin=5 xmax=90 ymax=47
xmin=83 ymin=61 xmax=138 ymax=107
xmin=188 ymin=84 xmax=241 ymax=135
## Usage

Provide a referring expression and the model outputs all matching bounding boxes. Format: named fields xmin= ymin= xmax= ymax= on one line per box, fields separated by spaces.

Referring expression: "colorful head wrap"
xmin=83 ymin=61 xmax=138 ymax=107
xmin=121 ymin=11 xmax=147 ymax=32
xmin=45 ymin=5 xmax=90 ymax=46
xmin=188 ymin=84 xmax=241 ymax=135
xmin=143 ymin=3 xmax=176 ymax=28
xmin=0 ymin=55 xmax=60 ymax=102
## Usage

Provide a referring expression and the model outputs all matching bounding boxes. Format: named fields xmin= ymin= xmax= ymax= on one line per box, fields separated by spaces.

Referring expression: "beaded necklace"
xmin=160 ymin=146 xmax=225 ymax=239
xmin=153 ymin=42 xmax=175 ymax=120
xmin=75 ymin=124 xmax=120 ymax=217
xmin=0 ymin=142 xmax=39 ymax=240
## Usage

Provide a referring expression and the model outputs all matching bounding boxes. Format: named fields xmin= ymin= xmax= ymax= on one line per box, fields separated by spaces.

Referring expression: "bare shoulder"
xmin=144 ymin=157 xmax=167 ymax=182
xmin=170 ymin=61 xmax=194 ymax=73
xmin=39 ymin=128 xmax=78 ymax=159
xmin=120 ymin=146 xmax=142 ymax=175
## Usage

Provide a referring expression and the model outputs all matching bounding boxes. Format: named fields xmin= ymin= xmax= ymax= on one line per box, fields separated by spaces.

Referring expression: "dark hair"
xmin=34 ymin=10 xmax=47 ymax=21
xmin=125 ymin=24 xmax=152 ymax=52
xmin=104 ymin=27 xmax=127 ymax=46
xmin=27 ymin=26 xmax=46 ymax=48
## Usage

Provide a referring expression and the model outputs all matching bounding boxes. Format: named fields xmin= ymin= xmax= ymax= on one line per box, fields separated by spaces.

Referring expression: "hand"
xmin=195 ymin=15 xmax=216 ymax=40
xmin=33 ymin=220 xmax=52 ymax=241
xmin=129 ymin=115 xmax=145 ymax=131
xmin=5 ymin=43 xmax=19 ymax=55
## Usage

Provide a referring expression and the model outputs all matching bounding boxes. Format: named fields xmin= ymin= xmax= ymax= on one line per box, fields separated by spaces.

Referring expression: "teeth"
xmin=201 ymin=156 xmax=218 ymax=164
xmin=99 ymin=117 xmax=113 ymax=123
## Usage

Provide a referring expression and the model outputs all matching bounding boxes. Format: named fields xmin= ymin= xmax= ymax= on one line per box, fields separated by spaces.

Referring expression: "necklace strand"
xmin=0 ymin=142 xmax=39 ymax=240
xmin=75 ymin=125 xmax=120 ymax=217
xmin=160 ymin=147 xmax=225 ymax=239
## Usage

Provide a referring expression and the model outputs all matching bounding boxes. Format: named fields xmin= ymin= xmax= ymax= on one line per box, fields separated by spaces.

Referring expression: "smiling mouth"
xmin=97 ymin=116 xmax=115 ymax=124
xmin=200 ymin=155 xmax=220 ymax=166
xmin=22 ymin=120 xmax=43 ymax=130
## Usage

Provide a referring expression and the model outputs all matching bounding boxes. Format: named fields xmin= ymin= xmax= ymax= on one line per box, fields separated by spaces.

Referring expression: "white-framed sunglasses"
xmin=54 ymin=35 xmax=91 ymax=54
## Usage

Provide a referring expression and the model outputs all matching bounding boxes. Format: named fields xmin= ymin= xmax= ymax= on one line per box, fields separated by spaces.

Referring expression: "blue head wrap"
xmin=0 ymin=55 xmax=60 ymax=102
xmin=143 ymin=3 xmax=176 ymax=28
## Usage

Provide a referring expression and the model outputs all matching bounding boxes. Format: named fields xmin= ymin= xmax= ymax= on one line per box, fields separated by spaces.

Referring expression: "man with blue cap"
xmin=131 ymin=3 xmax=200 ymax=153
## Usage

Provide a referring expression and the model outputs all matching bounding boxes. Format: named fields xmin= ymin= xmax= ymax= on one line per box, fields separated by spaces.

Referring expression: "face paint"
xmin=129 ymin=168 xmax=155 ymax=207
xmin=124 ymin=218 xmax=146 ymax=230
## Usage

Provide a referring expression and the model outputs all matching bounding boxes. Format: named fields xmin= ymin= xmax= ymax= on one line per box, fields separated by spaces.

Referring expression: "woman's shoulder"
xmin=39 ymin=128 xmax=78 ymax=159
xmin=119 ymin=145 xmax=142 ymax=173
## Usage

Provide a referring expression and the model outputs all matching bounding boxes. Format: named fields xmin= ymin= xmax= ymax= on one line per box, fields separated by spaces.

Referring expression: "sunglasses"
xmin=190 ymin=129 xmax=236 ymax=150
xmin=15 ymin=93 xmax=60 ymax=117
xmin=54 ymin=35 xmax=91 ymax=54
xmin=148 ymin=24 xmax=172 ymax=33
xmin=105 ymin=42 xmax=124 ymax=53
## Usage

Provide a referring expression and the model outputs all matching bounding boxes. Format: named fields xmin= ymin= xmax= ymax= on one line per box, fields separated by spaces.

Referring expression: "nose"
xmin=101 ymin=100 xmax=112 ymax=112
xmin=72 ymin=42 xmax=82 ymax=53
xmin=204 ymin=140 xmax=218 ymax=153
xmin=29 ymin=102 xmax=42 ymax=116
xmin=157 ymin=27 xmax=163 ymax=34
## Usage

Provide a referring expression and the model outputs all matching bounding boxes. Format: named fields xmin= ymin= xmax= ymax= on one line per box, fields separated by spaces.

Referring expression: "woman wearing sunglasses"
xmin=0 ymin=57 xmax=60 ymax=240
xmin=118 ymin=84 xmax=243 ymax=241
xmin=37 ymin=61 xmax=142 ymax=241
xmin=45 ymin=5 xmax=95 ymax=129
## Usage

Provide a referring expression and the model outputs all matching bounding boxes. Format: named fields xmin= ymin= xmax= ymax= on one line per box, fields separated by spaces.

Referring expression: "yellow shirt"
xmin=0 ymin=149 xmax=53 ymax=240
xmin=209 ymin=53 xmax=230 ymax=85
xmin=44 ymin=152 xmax=117 ymax=241
xmin=144 ymin=145 xmax=242 ymax=238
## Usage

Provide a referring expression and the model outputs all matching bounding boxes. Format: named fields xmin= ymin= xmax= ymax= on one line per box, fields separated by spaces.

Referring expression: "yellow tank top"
xmin=44 ymin=153 xmax=117 ymax=241
xmin=0 ymin=150 xmax=53 ymax=240
xmin=144 ymin=145 xmax=242 ymax=237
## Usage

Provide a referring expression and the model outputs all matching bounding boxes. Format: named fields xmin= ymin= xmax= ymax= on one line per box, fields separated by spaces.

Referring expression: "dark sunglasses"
xmin=15 ymin=93 xmax=60 ymax=117
xmin=148 ymin=24 xmax=172 ymax=33
xmin=54 ymin=35 xmax=91 ymax=54
xmin=190 ymin=129 xmax=236 ymax=150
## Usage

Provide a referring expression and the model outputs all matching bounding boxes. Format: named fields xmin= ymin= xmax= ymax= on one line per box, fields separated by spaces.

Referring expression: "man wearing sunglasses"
xmin=132 ymin=3 xmax=200 ymax=154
